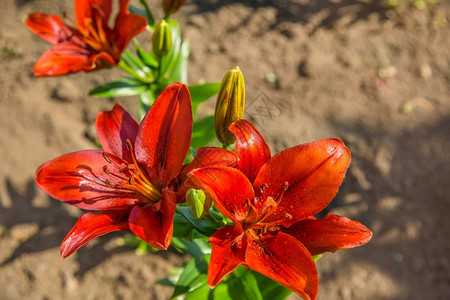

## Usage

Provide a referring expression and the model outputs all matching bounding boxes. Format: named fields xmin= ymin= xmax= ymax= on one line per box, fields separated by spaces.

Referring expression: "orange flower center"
xmin=101 ymin=139 xmax=161 ymax=204
xmin=65 ymin=5 xmax=119 ymax=58
xmin=244 ymin=182 xmax=293 ymax=234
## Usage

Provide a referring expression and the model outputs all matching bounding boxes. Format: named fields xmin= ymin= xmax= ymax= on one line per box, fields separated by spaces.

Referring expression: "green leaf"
xmin=129 ymin=3 xmax=154 ymax=26
xmin=211 ymin=282 xmax=234 ymax=300
xmin=184 ymin=282 xmax=234 ymax=300
xmin=171 ymin=254 xmax=210 ymax=298
xmin=176 ymin=206 xmax=218 ymax=237
xmin=156 ymin=267 xmax=183 ymax=287
xmin=170 ymin=40 xmax=190 ymax=83
xmin=251 ymin=271 xmax=292 ymax=300
xmin=191 ymin=115 xmax=216 ymax=150
xmin=89 ymin=77 xmax=147 ymax=97
xmin=189 ymin=82 xmax=221 ymax=115
xmin=121 ymin=50 xmax=153 ymax=81
xmin=184 ymin=283 xmax=212 ymax=300
xmin=227 ymin=266 xmax=263 ymax=300
xmin=171 ymin=237 xmax=211 ymax=258
xmin=135 ymin=40 xmax=159 ymax=69
xmin=172 ymin=212 xmax=195 ymax=240
xmin=138 ymin=86 xmax=156 ymax=120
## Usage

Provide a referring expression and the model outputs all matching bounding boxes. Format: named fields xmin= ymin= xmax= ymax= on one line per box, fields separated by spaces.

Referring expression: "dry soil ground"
xmin=0 ymin=0 xmax=449 ymax=299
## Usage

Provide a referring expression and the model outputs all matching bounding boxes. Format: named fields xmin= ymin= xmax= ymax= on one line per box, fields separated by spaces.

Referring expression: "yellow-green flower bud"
xmin=152 ymin=20 xmax=172 ymax=57
xmin=163 ymin=0 xmax=186 ymax=16
xmin=214 ymin=66 xmax=245 ymax=146
xmin=186 ymin=188 xmax=212 ymax=219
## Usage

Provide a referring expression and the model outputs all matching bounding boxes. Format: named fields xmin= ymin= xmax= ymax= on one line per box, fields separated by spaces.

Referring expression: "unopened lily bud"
xmin=214 ymin=66 xmax=245 ymax=146
xmin=152 ymin=20 xmax=172 ymax=57
xmin=186 ymin=188 xmax=212 ymax=219
xmin=163 ymin=0 xmax=187 ymax=16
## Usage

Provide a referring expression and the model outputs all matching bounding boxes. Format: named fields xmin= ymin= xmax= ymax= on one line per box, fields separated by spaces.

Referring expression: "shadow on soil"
xmin=190 ymin=0 xmax=387 ymax=34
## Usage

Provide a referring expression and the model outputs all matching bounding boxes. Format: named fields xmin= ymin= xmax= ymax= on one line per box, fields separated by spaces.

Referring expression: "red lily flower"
xmin=35 ymin=82 xmax=192 ymax=257
xmin=26 ymin=0 xmax=147 ymax=76
xmin=190 ymin=120 xmax=372 ymax=300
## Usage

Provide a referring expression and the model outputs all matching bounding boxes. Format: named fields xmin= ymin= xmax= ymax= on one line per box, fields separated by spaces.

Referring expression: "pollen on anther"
xmin=104 ymin=179 xmax=113 ymax=188
xmin=102 ymin=165 xmax=110 ymax=174
xmin=125 ymin=139 xmax=133 ymax=151
xmin=102 ymin=152 xmax=112 ymax=163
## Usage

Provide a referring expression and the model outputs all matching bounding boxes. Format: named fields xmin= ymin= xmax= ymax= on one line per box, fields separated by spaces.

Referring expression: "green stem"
xmin=222 ymin=143 xmax=231 ymax=150
xmin=156 ymin=58 xmax=163 ymax=82
xmin=204 ymin=213 xmax=224 ymax=227
xmin=139 ymin=0 xmax=155 ymax=25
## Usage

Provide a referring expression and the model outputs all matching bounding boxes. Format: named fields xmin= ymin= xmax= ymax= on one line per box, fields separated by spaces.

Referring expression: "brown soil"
xmin=1 ymin=0 xmax=449 ymax=299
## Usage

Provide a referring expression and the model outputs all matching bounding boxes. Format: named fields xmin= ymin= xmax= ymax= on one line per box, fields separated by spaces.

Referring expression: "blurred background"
xmin=0 ymin=0 xmax=449 ymax=299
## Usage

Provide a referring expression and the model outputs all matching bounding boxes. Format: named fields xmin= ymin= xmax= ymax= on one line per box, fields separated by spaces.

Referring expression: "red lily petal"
xmin=189 ymin=166 xmax=254 ymax=228
xmin=35 ymin=150 xmax=140 ymax=210
xmin=246 ymin=232 xmax=318 ymax=300
xmin=33 ymin=42 xmax=92 ymax=76
xmin=75 ymin=0 xmax=112 ymax=33
xmin=176 ymin=147 xmax=237 ymax=201
xmin=114 ymin=0 xmax=147 ymax=52
xmin=88 ymin=51 xmax=117 ymax=69
xmin=95 ymin=103 xmax=139 ymax=163
xmin=254 ymin=138 xmax=351 ymax=225
xmin=26 ymin=13 xmax=73 ymax=44
xmin=208 ymin=227 xmax=247 ymax=287
xmin=128 ymin=189 xmax=177 ymax=249
xmin=180 ymin=147 xmax=237 ymax=179
xmin=60 ymin=210 xmax=130 ymax=258
xmin=229 ymin=119 xmax=271 ymax=183
xmin=135 ymin=83 xmax=193 ymax=188
xmin=285 ymin=213 xmax=373 ymax=256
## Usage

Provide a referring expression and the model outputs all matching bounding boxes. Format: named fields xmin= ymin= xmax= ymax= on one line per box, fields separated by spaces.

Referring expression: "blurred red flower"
xmin=26 ymin=0 xmax=147 ymax=76
xmin=35 ymin=83 xmax=192 ymax=257
xmin=190 ymin=119 xmax=372 ymax=300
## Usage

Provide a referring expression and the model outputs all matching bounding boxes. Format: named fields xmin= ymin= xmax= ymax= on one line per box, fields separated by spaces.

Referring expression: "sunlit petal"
xmin=285 ymin=213 xmax=372 ymax=255
xmin=246 ymin=232 xmax=318 ymax=300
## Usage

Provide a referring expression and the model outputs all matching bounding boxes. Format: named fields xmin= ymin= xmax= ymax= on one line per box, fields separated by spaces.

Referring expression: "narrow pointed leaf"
xmin=138 ymin=87 xmax=156 ymax=120
xmin=251 ymin=271 xmax=292 ymax=300
xmin=191 ymin=115 xmax=216 ymax=150
xmin=89 ymin=77 xmax=147 ymax=97
xmin=171 ymin=237 xmax=211 ymax=258
xmin=170 ymin=40 xmax=190 ymax=83
xmin=176 ymin=206 xmax=218 ymax=237
xmin=121 ymin=49 xmax=152 ymax=79
xmin=129 ymin=4 xmax=154 ymax=26
xmin=227 ymin=266 xmax=263 ymax=300
xmin=135 ymin=40 xmax=159 ymax=69
xmin=189 ymin=82 xmax=221 ymax=115
xmin=172 ymin=212 xmax=195 ymax=239
xmin=172 ymin=254 xmax=210 ymax=298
